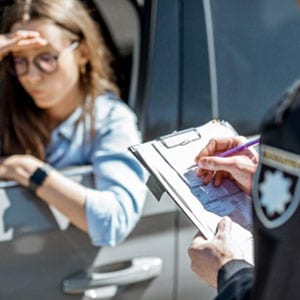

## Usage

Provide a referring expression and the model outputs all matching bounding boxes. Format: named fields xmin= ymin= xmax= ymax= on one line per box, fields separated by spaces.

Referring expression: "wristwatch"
xmin=28 ymin=164 xmax=53 ymax=192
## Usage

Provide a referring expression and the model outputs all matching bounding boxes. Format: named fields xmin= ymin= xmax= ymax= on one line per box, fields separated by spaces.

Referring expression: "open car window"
xmin=82 ymin=0 xmax=141 ymax=103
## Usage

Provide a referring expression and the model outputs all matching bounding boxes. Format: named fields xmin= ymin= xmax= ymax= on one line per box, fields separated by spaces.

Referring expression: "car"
xmin=1 ymin=0 xmax=300 ymax=299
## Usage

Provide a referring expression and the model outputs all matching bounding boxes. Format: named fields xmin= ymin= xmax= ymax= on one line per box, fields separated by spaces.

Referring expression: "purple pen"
xmin=217 ymin=137 xmax=260 ymax=157
xmin=187 ymin=136 xmax=260 ymax=169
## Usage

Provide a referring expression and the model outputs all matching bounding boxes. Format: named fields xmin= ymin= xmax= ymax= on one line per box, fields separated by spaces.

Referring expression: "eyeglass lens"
xmin=13 ymin=53 xmax=57 ymax=75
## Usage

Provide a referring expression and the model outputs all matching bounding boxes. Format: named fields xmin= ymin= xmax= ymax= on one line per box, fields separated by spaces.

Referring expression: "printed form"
xmin=154 ymin=121 xmax=252 ymax=228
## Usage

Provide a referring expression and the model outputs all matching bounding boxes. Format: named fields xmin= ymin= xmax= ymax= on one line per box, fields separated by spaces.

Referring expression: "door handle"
xmin=63 ymin=257 xmax=163 ymax=294
xmin=83 ymin=285 xmax=118 ymax=300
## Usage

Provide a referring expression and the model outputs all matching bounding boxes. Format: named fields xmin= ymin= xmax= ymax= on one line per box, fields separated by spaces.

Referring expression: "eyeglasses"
xmin=6 ymin=41 xmax=80 ymax=76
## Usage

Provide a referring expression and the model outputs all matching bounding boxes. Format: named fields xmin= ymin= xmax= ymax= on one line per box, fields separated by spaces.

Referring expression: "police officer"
xmin=188 ymin=79 xmax=300 ymax=300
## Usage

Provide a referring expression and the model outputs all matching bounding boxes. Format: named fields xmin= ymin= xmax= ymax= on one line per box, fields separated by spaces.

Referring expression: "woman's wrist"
xmin=28 ymin=163 xmax=54 ymax=192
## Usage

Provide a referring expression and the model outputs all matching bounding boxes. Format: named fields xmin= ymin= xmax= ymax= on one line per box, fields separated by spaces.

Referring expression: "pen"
xmin=188 ymin=137 xmax=260 ymax=169
xmin=217 ymin=136 xmax=260 ymax=157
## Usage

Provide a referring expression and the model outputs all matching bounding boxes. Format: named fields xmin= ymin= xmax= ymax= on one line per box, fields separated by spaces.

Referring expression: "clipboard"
xmin=129 ymin=120 xmax=254 ymax=264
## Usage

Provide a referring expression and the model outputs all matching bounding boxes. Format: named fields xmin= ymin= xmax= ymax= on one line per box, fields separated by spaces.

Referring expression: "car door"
xmin=0 ymin=167 xmax=180 ymax=300
xmin=0 ymin=1 xmax=179 ymax=299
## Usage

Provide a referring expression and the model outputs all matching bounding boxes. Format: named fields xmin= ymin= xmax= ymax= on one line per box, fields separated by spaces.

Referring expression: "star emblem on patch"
xmin=253 ymin=144 xmax=300 ymax=228
xmin=259 ymin=170 xmax=293 ymax=216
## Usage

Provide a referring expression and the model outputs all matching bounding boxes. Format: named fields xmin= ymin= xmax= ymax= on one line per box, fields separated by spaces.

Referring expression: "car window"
xmin=211 ymin=0 xmax=300 ymax=135
xmin=180 ymin=1 xmax=212 ymax=129
xmin=93 ymin=0 xmax=140 ymax=102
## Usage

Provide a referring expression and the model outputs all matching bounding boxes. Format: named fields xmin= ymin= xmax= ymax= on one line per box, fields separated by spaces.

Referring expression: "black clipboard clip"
xmin=159 ymin=128 xmax=201 ymax=149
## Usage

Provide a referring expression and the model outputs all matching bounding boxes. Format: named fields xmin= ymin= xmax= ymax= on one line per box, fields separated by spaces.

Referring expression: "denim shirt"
xmin=45 ymin=93 xmax=147 ymax=247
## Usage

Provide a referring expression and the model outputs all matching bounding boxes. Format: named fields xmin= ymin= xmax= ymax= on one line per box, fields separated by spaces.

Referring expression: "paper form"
xmin=129 ymin=120 xmax=254 ymax=264
xmin=153 ymin=121 xmax=252 ymax=231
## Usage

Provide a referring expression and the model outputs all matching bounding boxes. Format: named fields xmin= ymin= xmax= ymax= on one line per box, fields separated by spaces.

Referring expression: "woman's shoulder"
xmin=94 ymin=92 xmax=137 ymax=123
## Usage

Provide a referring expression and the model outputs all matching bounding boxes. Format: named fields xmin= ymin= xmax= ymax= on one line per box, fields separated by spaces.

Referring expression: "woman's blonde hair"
xmin=0 ymin=0 xmax=119 ymax=159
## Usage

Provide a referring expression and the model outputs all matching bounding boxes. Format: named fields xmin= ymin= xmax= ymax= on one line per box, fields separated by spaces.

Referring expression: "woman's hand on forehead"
xmin=0 ymin=30 xmax=48 ymax=59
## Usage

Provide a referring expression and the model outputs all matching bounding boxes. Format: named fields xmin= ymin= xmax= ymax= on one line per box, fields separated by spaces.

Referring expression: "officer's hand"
xmin=194 ymin=137 xmax=258 ymax=194
xmin=188 ymin=217 xmax=244 ymax=288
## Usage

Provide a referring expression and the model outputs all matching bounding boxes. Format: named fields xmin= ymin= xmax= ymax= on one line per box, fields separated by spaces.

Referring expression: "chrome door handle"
xmin=83 ymin=285 xmax=118 ymax=300
xmin=63 ymin=257 xmax=163 ymax=295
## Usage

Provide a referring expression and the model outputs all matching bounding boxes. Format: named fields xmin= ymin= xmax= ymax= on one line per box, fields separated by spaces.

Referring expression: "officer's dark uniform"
xmin=215 ymin=79 xmax=300 ymax=300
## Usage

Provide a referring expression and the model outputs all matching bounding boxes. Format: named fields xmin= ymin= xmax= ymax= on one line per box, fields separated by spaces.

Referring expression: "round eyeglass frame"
xmin=4 ymin=41 xmax=80 ymax=76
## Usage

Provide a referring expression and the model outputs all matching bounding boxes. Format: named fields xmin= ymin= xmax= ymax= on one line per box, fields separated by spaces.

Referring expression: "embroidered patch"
xmin=253 ymin=144 xmax=300 ymax=228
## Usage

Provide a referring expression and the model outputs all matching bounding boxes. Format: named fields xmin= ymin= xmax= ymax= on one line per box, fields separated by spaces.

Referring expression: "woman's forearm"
xmin=35 ymin=169 xmax=88 ymax=232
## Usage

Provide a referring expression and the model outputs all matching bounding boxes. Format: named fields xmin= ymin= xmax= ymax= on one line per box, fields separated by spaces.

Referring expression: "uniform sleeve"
xmin=85 ymin=100 xmax=147 ymax=247
xmin=215 ymin=260 xmax=254 ymax=300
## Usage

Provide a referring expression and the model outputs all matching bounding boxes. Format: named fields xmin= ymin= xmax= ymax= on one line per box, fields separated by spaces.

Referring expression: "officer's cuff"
xmin=217 ymin=259 xmax=253 ymax=293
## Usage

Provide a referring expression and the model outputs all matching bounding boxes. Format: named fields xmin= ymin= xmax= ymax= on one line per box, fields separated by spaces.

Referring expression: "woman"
xmin=0 ymin=0 xmax=146 ymax=246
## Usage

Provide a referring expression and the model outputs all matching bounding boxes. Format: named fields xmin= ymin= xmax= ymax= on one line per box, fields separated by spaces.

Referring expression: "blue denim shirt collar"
xmin=54 ymin=95 xmax=95 ymax=141
xmin=55 ymin=106 xmax=82 ymax=141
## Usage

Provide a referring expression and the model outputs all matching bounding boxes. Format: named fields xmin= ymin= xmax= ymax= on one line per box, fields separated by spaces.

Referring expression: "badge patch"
xmin=253 ymin=145 xmax=300 ymax=228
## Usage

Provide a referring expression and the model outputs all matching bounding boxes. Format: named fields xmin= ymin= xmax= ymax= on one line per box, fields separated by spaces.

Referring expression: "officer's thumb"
xmin=214 ymin=216 xmax=232 ymax=241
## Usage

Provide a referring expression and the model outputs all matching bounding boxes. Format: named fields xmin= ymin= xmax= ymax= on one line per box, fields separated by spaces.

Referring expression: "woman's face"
xmin=10 ymin=19 xmax=86 ymax=119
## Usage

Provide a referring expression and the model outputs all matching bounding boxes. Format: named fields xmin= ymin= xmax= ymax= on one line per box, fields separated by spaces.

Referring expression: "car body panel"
xmin=0 ymin=170 xmax=178 ymax=299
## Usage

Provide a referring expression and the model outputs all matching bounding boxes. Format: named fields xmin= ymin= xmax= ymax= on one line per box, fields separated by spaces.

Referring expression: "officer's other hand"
xmin=188 ymin=217 xmax=244 ymax=288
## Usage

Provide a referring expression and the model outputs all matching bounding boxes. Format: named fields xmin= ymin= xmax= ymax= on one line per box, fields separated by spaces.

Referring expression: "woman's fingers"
xmin=0 ymin=30 xmax=47 ymax=60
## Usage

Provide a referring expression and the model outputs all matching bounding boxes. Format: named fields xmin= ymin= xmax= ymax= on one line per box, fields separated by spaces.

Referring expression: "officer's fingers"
xmin=196 ymin=168 xmax=216 ymax=185
xmin=197 ymin=156 xmax=255 ymax=194
xmin=196 ymin=157 xmax=229 ymax=185
xmin=195 ymin=137 xmax=242 ymax=162
xmin=196 ymin=168 xmax=206 ymax=177
xmin=198 ymin=156 xmax=245 ymax=178
xmin=249 ymin=147 xmax=259 ymax=163
xmin=202 ymin=170 xmax=215 ymax=184
xmin=194 ymin=138 xmax=218 ymax=162
xmin=195 ymin=137 xmax=238 ymax=161
xmin=213 ymin=171 xmax=230 ymax=187
xmin=196 ymin=157 xmax=215 ymax=175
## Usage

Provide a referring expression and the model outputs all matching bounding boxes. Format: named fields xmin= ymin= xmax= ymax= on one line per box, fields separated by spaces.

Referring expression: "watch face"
xmin=29 ymin=165 xmax=51 ymax=191
xmin=253 ymin=144 xmax=300 ymax=229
